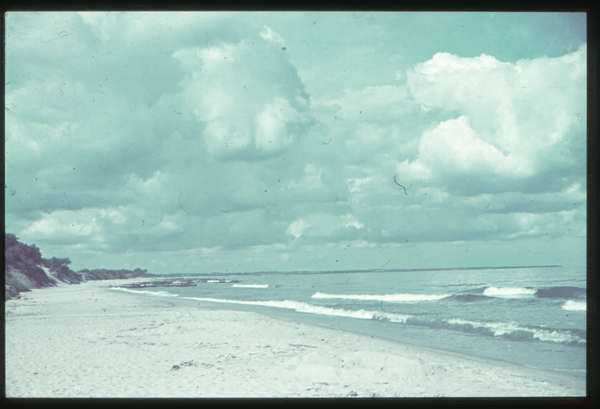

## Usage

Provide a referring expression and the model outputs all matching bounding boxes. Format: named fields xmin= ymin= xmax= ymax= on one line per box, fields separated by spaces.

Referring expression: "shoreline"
xmin=5 ymin=279 xmax=586 ymax=398
xmin=111 ymin=277 xmax=587 ymax=375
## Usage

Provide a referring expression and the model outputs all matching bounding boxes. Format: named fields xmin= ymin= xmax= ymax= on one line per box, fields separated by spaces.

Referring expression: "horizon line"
xmin=148 ymin=265 xmax=564 ymax=276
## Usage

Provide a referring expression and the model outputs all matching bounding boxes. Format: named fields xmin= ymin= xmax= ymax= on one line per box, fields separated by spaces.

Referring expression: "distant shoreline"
xmin=153 ymin=265 xmax=564 ymax=277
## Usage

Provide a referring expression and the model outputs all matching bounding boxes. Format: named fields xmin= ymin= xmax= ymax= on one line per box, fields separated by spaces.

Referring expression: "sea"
xmin=112 ymin=266 xmax=586 ymax=375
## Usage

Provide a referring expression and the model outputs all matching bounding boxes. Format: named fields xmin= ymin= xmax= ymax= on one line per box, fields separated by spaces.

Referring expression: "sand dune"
xmin=5 ymin=279 xmax=585 ymax=398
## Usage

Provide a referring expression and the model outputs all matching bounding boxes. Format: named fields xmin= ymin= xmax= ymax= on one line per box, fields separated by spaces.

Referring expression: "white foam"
xmin=111 ymin=288 xmax=585 ymax=346
xmin=561 ymin=300 xmax=586 ymax=311
xmin=312 ymin=292 xmax=448 ymax=303
xmin=182 ymin=296 xmax=411 ymax=323
xmin=445 ymin=318 xmax=584 ymax=345
xmin=533 ymin=328 xmax=584 ymax=344
xmin=483 ymin=287 xmax=536 ymax=298
xmin=446 ymin=318 xmax=527 ymax=338
xmin=233 ymin=284 xmax=269 ymax=288
xmin=110 ymin=287 xmax=179 ymax=297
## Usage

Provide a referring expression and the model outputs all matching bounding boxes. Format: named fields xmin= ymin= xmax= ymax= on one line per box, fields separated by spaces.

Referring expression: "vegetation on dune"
xmin=5 ymin=233 xmax=147 ymax=300
xmin=5 ymin=233 xmax=56 ymax=293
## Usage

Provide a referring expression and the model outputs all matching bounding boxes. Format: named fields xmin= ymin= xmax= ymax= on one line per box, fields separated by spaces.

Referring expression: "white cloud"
xmin=4 ymin=12 xmax=586 ymax=272
xmin=287 ymin=219 xmax=309 ymax=238
xmin=255 ymin=97 xmax=301 ymax=151
xmin=21 ymin=209 xmax=102 ymax=242
xmin=260 ymin=26 xmax=285 ymax=45
xmin=397 ymin=116 xmax=532 ymax=182
xmin=402 ymin=46 xmax=586 ymax=195
xmin=172 ymin=36 xmax=312 ymax=161
xmin=341 ymin=214 xmax=364 ymax=229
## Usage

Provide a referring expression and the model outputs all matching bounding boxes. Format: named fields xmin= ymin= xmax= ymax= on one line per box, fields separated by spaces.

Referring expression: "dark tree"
xmin=5 ymin=233 xmax=54 ymax=289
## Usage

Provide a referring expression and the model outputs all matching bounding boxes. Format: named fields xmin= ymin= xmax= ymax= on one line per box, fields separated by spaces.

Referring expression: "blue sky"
xmin=4 ymin=12 xmax=587 ymax=274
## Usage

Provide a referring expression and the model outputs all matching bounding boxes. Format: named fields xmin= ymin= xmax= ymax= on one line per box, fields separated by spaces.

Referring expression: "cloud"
xmin=260 ymin=25 xmax=285 ymax=45
xmin=396 ymin=116 xmax=532 ymax=194
xmin=4 ymin=12 xmax=586 ymax=272
xmin=171 ymin=33 xmax=312 ymax=161
xmin=403 ymin=46 xmax=586 ymax=196
xmin=5 ymin=15 xmax=313 ymax=255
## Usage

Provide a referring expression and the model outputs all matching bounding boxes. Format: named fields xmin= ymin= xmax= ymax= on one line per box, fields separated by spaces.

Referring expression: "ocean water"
xmin=112 ymin=266 xmax=586 ymax=375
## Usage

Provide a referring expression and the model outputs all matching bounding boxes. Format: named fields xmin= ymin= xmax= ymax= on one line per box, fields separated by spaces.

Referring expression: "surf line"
xmin=394 ymin=175 xmax=411 ymax=195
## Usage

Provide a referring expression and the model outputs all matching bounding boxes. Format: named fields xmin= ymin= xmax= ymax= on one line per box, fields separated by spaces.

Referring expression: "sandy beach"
xmin=5 ymin=279 xmax=585 ymax=398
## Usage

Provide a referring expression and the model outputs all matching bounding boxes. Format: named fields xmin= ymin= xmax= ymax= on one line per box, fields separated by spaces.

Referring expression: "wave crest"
xmin=113 ymin=289 xmax=586 ymax=347
xmin=482 ymin=287 xmax=536 ymax=297
xmin=110 ymin=287 xmax=179 ymax=297
xmin=562 ymin=300 xmax=586 ymax=311
xmin=312 ymin=292 xmax=448 ymax=303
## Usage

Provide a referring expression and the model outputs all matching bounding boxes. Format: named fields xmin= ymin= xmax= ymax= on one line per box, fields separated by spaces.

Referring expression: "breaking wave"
xmin=182 ymin=295 xmax=585 ymax=347
xmin=562 ymin=300 xmax=586 ymax=311
xmin=311 ymin=292 xmax=448 ymax=303
xmin=110 ymin=287 xmax=179 ymax=297
xmin=466 ymin=285 xmax=586 ymax=300
xmin=112 ymin=287 xmax=586 ymax=348
xmin=482 ymin=287 xmax=536 ymax=298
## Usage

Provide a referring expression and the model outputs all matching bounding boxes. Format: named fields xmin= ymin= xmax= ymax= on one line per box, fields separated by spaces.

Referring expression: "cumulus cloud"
xmin=4 ymin=12 xmax=586 ymax=272
xmin=172 ymin=35 xmax=312 ymax=161
xmin=402 ymin=46 xmax=586 ymax=196
xmin=260 ymin=25 xmax=285 ymax=45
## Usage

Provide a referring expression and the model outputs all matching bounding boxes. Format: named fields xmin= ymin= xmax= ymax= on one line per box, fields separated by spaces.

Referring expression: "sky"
xmin=4 ymin=11 xmax=587 ymax=274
